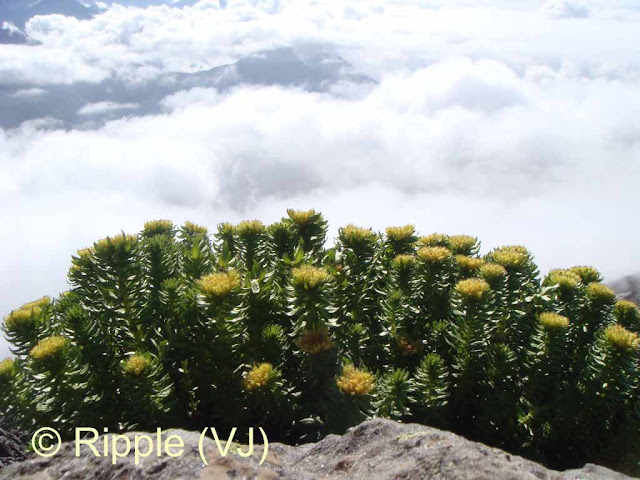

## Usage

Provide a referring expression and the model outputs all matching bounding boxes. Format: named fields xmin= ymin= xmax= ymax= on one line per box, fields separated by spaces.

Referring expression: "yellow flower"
xmin=456 ymin=278 xmax=490 ymax=300
xmin=124 ymin=355 xmax=151 ymax=376
xmin=75 ymin=248 xmax=94 ymax=259
xmin=340 ymin=225 xmax=376 ymax=245
xmin=604 ymin=325 xmax=639 ymax=351
xmin=569 ymin=266 xmax=602 ymax=284
xmin=198 ymin=271 xmax=240 ymax=298
xmin=455 ymin=255 xmax=485 ymax=271
xmin=143 ymin=219 xmax=173 ymax=236
xmin=417 ymin=246 xmax=452 ymax=263
xmin=183 ymin=221 xmax=208 ymax=236
xmin=287 ymin=209 xmax=317 ymax=226
xmin=243 ymin=363 xmax=274 ymax=391
xmin=546 ymin=269 xmax=580 ymax=290
xmin=449 ymin=235 xmax=477 ymax=254
xmin=3 ymin=298 xmax=48 ymax=330
xmin=30 ymin=336 xmax=68 ymax=361
xmin=337 ymin=365 xmax=375 ymax=396
xmin=21 ymin=297 xmax=51 ymax=311
xmin=479 ymin=263 xmax=507 ymax=281
xmin=586 ymin=283 xmax=616 ymax=303
xmin=418 ymin=233 xmax=449 ymax=248
xmin=614 ymin=300 xmax=639 ymax=321
xmin=539 ymin=312 xmax=570 ymax=330
xmin=392 ymin=254 xmax=417 ymax=270
xmin=236 ymin=220 xmax=266 ymax=236
xmin=3 ymin=309 xmax=32 ymax=331
xmin=0 ymin=358 xmax=15 ymax=378
xmin=385 ymin=225 xmax=416 ymax=242
xmin=296 ymin=328 xmax=333 ymax=354
xmin=292 ymin=265 xmax=330 ymax=290
xmin=94 ymin=233 xmax=138 ymax=254
xmin=489 ymin=246 xmax=530 ymax=269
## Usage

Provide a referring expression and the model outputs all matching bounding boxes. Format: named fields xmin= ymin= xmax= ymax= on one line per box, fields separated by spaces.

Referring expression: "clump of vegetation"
xmin=1 ymin=210 xmax=638 ymax=474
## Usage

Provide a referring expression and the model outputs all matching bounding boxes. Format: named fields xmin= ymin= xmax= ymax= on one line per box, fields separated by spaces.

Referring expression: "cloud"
xmin=77 ymin=101 xmax=140 ymax=115
xmin=0 ymin=0 xmax=635 ymax=87
xmin=541 ymin=0 xmax=590 ymax=19
xmin=9 ymin=88 xmax=47 ymax=98
xmin=1 ymin=0 xmax=640 ymax=357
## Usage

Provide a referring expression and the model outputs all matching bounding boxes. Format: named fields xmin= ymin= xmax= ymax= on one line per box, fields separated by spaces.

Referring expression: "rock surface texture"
xmin=0 ymin=426 xmax=26 ymax=468
xmin=0 ymin=419 xmax=633 ymax=479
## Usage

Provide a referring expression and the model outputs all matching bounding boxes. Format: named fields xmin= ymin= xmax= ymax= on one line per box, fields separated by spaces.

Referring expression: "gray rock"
xmin=0 ymin=419 xmax=633 ymax=479
xmin=0 ymin=426 xmax=26 ymax=468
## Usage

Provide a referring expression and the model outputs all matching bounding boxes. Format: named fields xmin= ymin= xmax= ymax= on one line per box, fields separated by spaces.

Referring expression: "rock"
xmin=0 ymin=426 xmax=27 ymax=468
xmin=0 ymin=419 xmax=633 ymax=479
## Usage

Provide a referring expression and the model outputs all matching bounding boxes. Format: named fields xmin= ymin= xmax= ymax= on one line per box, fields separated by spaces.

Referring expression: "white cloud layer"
xmin=77 ymin=101 xmax=140 ymax=115
xmin=1 ymin=0 xmax=640 ymax=358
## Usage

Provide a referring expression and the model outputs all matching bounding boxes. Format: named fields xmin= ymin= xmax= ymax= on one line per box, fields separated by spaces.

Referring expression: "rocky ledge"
xmin=0 ymin=426 xmax=27 ymax=468
xmin=0 ymin=419 xmax=633 ymax=479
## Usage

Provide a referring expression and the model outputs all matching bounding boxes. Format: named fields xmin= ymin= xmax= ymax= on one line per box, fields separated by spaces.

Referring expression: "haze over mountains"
xmin=1 ymin=0 xmax=95 ymax=27
xmin=0 ymin=47 xmax=374 ymax=128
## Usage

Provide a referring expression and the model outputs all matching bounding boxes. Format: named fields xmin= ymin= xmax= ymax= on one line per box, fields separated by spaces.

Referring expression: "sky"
xmin=1 ymin=0 xmax=640 ymax=358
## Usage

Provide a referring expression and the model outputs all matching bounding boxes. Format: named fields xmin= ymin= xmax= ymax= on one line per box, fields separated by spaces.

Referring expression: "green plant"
xmin=1 ymin=210 xmax=638 ymax=475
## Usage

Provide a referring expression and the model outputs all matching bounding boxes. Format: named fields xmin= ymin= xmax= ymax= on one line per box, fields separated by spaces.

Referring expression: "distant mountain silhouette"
xmin=0 ymin=0 xmax=96 ymax=28
xmin=0 ymin=47 xmax=376 ymax=128
xmin=0 ymin=0 xmax=96 ymax=44
xmin=0 ymin=22 xmax=30 ymax=44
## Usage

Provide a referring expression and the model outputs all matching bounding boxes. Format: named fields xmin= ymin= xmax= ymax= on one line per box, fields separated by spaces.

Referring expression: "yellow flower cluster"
xmin=183 ymin=221 xmax=208 ymax=236
xmin=236 ymin=220 xmax=266 ymax=236
xmin=21 ymin=297 xmax=51 ymax=311
xmin=242 ymin=363 xmax=274 ymax=391
xmin=456 ymin=278 xmax=490 ymax=300
xmin=569 ymin=265 xmax=602 ymax=283
xmin=0 ymin=358 xmax=15 ymax=378
xmin=455 ymin=255 xmax=485 ymax=271
xmin=30 ymin=336 xmax=68 ymax=361
xmin=341 ymin=225 xmax=377 ymax=244
xmin=292 ymin=265 xmax=330 ymax=290
xmin=287 ymin=209 xmax=317 ymax=226
xmin=3 ymin=297 xmax=50 ymax=330
xmin=546 ymin=269 xmax=580 ymax=290
xmin=392 ymin=254 xmax=417 ymax=270
xmin=489 ymin=246 xmax=530 ymax=269
xmin=143 ymin=219 xmax=174 ymax=235
xmin=539 ymin=312 xmax=570 ymax=329
xmin=479 ymin=263 xmax=507 ymax=281
xmin=614 ymin=300 xmax=639 ymax=319
xmin=417 ymin=246 xmax=451 ymax=263
xmin=124 ymin=355 xmax=151 ymax=376
xmin=198 ymin=271 xmax=240 ymax=298
xmin=385 ymin=225 xmax=416 ymax=242
xmin=94 ymin=233 xmax=138 ymax=253
xmin=296 ymin=328 xmax=333 ymax=354
xmin=605 ymin=325 xmax=640 ymax=351
xmin=419 ymin=233 xmax=449 ymax=247
xmin=337 ymin=365 xmax=375 ymax=396
xmin=76 ymin=248 xmax=93 ymax=259
xmin=586 ymin=283 xmax=616 ymax=303
xmin=449 ymin=235 xmax=477 ymax=254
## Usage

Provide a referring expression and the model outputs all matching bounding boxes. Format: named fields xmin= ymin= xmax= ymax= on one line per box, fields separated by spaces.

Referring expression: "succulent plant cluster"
xmin=1 ymin=210 xmax=639 ymax=472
